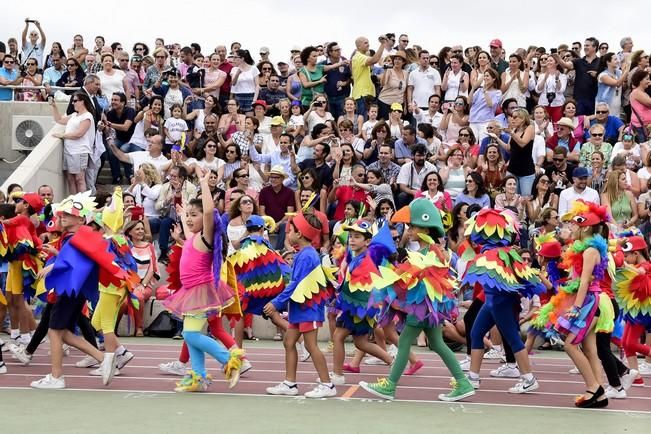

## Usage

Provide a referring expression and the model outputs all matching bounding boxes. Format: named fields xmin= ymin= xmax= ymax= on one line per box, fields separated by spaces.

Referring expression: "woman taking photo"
xmin=440 ymin=96 xmax=470 ymax=145
xmin=230 ymin=49 xmax=259 ymax=114
xmin=468 ymin=68 xmax=502 ymax=142
xmin=50 ymin=91 xmax=95 ymax=194
xmin=185 ymin=94 xmax=220 ymax=134
xmin=501 ymin=54 xmax=528 ymax=108
xmin=377 ymin=51 xmax=410 ymax=120
xmin=16 ymin=58 xmax=43 ymax=102
xmin=490 ymin=108 xmax=536 ymax=196
xmin=332 ymin=143 xmax=358 ymax=182
xmin=304 ymin=94 xmax=334 ymax=136
xmin=124 ymin=96 xmax=164 ymax=154
xmin=601 ymin=170 xmax=638 ymax=228
xmin=56 ymin=58 xmax=86 ymax=95
xmin=535 ymin=56 xmax=567 ymax=122
xmin=455 ymin=172 xmax=491 ymax=207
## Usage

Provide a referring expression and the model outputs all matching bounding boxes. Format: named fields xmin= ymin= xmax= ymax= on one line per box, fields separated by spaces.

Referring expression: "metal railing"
xmin=0 ymin=84 xmax=81 ymax=101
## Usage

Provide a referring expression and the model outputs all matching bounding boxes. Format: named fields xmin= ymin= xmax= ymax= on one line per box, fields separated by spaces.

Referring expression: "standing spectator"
xmin=97 ymin=53 xmax=128 ymax=100
xmin=0 ymin=55 xmax=20 ymax=100
xmin=214 ymin=45 xmax=233 ymax=111
xmin=351 ymin=36 xmax=385 ymax=116
xmin=45 ymin=42 xmax=65 ymax=72
xmin=558 ymin=166 xmax=600 ymax=215
xmin=66 ymin=35 xmax=89 ymax=67
xmin=259 ymin=165 xmax=295 ymax=248
xmin=561 ymin=99 xmax=587 ymax=141
xmin=323 ymin=41 xmax=351 ymax=120
xmin=143 ymin=47 xmax=168 ymax=91
xmin=285 ymin=55 xmax=303 ymax=103
xmin=20 ymin=19 xmax=46 ymax=69
xmin=15 ymin=57 xmax=42 ymax=102
xmin=478 ymin=143 xmax=506 ymax=200
xmin=407 ymin=50 xmax=441 ymax=112
xmin=153 ymin=70 xmax=191 ymax=119
xmin=217 ymin=99 xmax=246 ymax=140
xmin=396 ymin=144 xmax=437 ymax=207
xmin=441 ymin=54 xmax=469 ymax=103
xmin=501 ymin=54 xmax=528 ymax=108
xmin=488 ymin=39 xmax=508 ymax=74
xmin=439 ymin=145 xmax=470 ymax=200
xmin=230 ymin=49 xmax=259 ymax=114
xmin=50 ymin=92 xmax=96 ymax=193
xmin=468 ymin=68 xmax=502 ymax=142
xmin=555 ymin=37 xmax=600 ymax=115
xmin=366 ymin=143 xmax=400 ymax=187
xmin=104 ymin=92 xmax=136 ymax=183
xmin=536 ymin=56 xmax=567 ymax=122
xmin=545 ymin=147 xmax=576 ymax=196
xmin=601 ymin=169 xmax=638 ymax=228
xmin=298 ymin=46 xmax=347 ymax=108
xmin=629 ymin=69 xmax=651 ymax=142
xmin=377 ymin=50 xmax=409 ymax=120
xmin=258 ymin=75 xmax=286 ymax=116
xmin=546 ymin=117 xmax=581 ymax=163
xmin=596 ymin=52 xmax=629 ymax=118
xmin=202 ymin=53 xmax=227 ymax=99
xmin=440 ymin=95 xmax=470 ymax=145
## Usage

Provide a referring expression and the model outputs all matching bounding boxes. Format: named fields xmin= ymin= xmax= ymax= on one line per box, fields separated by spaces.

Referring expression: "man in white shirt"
xmin=412 ymin=94 xmax=443 ymax=128
xmin=558 ymin=166 xmax=600 ymax=216
xmin=108 ymin=133 xmax=169 ymax=179
xmin=396 ymin=144 xmax=437 ymax=208
xmin=20 ymin=19 xmax=46 ymax=68
xmin=407 ymin=50 xmax=441 ymax=110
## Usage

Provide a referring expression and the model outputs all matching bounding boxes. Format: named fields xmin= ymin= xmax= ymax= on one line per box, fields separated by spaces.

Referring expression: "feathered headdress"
xmin=101 ymin=187 xmax=124 ymax=234
xmin=561 ymin=199 xmax=610 ymax=227
xmin=464 ymin=208 xmax=519 ymax=247
xmin=534 ymin=232 xmax=562 ymax=258
xmin=54 ymin=191 xmax=97 ymax=223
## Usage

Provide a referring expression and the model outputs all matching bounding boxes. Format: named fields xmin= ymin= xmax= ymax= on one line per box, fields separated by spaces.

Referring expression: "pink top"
xmin=180 ymin=232 xmax=214 ymax=288
xmin=572 ymin=115 xmax=586 ymax=142
xmin=631 ymin=95 xmax=651 ymax=128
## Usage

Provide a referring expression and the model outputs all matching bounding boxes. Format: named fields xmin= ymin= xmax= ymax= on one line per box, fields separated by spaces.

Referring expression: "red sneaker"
xmin=343 ymin=363 xmax=360 ymax=373
xmin=404 ymin=360 xmax=425 ymax=376
xmin=633 ymin=377 xmax=645 ymax=387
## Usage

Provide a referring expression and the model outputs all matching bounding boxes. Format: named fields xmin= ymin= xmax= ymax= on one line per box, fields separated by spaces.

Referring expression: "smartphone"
xmin=130 ymin=206 xmax=144 ymax=221
xmin=550 ymin=48 xmax=558 ymax=54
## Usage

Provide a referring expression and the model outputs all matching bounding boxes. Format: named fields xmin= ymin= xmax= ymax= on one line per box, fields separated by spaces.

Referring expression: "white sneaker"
xmin=483 ymin=348 xmax=505 ymax=361
xmin=638 ymin=362 xmax=651 ymax=376
xmin=316 ymin=372 xmax=345 ymax=386
xmin=364 ymin=356 xmax=387 ymax=366
xmin=467 ymin=375 xmax=480 ymax=390
xmin=459 ymin=356 xmax=471 ymax=372
xmin=159 ymin=361 xmax=187 ymax=376
xmin=273 ymin=333 xmax=283 ymax=341
xmin=490 ymin=364 xmax=521 ymax=378
xmin=90 ymin=367 xmax=121 ymax=377
xmin=100 ymin=352 xmax=117 ymax=386
xmin=387 ymin=344 xmax=398 ymax=358
xmin=620 ymin=369 xmax=638 ymax=390
xmin=569 ymin=367 xmax=580 ymax=374
xmin=240 ymin=359 xmax=253 ymax=376
xmin=116 ymin=349 xmax=134 ymax=370
xmin=605 ymin=385 xmax=627 ymax=399
xmin=9 ymin=344 xmax=32 ymax=366
xmin=266 ymin=381 xmax=299 ymax=396
xmin=76 ymin=355 xmax=100 ymax=368
xmin=304 ymin=382 xmax=337 ymax=398
xmin=0 ymin=361 xmax=6 ymax=374
xmin=31 ymin=374 xmax=65 ymax=389
xmin=508 ymin=376 xmax=539 ymax=394
xmin=297 ymin=342 xmax=311 ymax=362
xmin=17 ymin=335 xmax=30 ymax=346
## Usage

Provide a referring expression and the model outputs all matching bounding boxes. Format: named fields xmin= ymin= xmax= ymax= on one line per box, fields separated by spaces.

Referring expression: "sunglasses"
xmin=4 ymin=60 xmax=15 ymax=64
xmin=205 ymin=144 xmax=216 ymax=149
xmin=539 ymin=179 xmax=550 ymax=184
xmin=553 ymin=158 xmax=564 ymax=162
xmin=135 ymin=48 xmax=144 ymax=51
xmin=595 ymin=111 xmax=608 ymax=114
xmin=392 ymin=236 xmax=401 ymax=242
xmin=236 ymin=173 xmax=249 ymax=178
xmin=240 ymin=199 xmax=253 ymax=205
xmin=26 ymin=62 xmax=37 ymax=66
xmin=67 ymin=63 xmax=76 ymax=66
xmin=458 ymin=133 xmax=470 ymax=137
xmin=591 ymin=133 xmax=604 ymax=137
xmin=155 ymin=55 xmax=166 ymax=59
xmin=452 ymin=50 xmax=462 ymax=53
xmin=521 ymin=257 xmax=531 ymax=262
xmin=226 ymin=149 xmax=237 ymax=153
xmin=465 ymin=179 xmax=475 ymax=183
xmin=72 ymin=99 xmax=81 ymax=103
xmin=262 ymin=67 xmax=271 ymax=71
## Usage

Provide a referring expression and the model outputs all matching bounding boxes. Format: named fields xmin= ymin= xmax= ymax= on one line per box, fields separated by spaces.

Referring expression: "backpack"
xmin=144 ymin=310 xmax=177 ymax=338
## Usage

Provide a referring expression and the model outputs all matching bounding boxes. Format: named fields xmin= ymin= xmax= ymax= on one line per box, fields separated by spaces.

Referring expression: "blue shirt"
xmin=321 ymin=59 xmax=351 ymax=98
xmin=479 ymin=134 xmax=511 ymax=161
xmin=454 ymin=192 xmax=491 ymax=208
xmin=586 ymin=116 xmax=624 ymax=144
xmin=43 ymin=66 xmax=64 ymax=86
xmin=0 ymin=68 xmax=18 ymax=101
xmin=393 ymin=137 xmax=428 ymax=160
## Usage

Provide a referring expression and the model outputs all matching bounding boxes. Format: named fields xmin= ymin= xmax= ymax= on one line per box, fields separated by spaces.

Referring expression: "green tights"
xmin=389 ymin=323 xmax=465 ymax=385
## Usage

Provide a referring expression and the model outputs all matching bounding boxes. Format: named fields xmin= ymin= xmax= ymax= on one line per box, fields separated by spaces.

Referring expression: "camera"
xmin=19 ymin=64 xmax=27 ymax=77
xmin=546 ymin=92 xmax=556 ymax=103
xmin=313 ymin=101 xmax=323 ymax=107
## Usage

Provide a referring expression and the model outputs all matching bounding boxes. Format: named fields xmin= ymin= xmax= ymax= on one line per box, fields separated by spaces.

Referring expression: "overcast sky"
xmin=4 ymin=1 xmax=650 ymax=63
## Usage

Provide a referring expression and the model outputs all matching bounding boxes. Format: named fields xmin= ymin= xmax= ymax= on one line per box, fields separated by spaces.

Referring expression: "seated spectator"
xmin=258 ymin=165 xmax=295 ymax=236
xmin=440 ymin=95 xmax=470 ymax=145
xmin=394 ymin=124 xmax=427 ymax=164
xmin=524 ymin=173 xmax=558 ymax=232
xmin=601 ymin=170 xmax=638 ymax=228
xmin=337 ymin=97 xmax=364 ymax=137
xmin=455 ymin=172 xmax=491 ymax=207
xmin=125 ymin=96 xmax=164 ymax=155
xmin=261 ymin=116 xmax=284 ymax=155
xmin=332 ymin=143 xmax=359 ymax=183
xmin=386 ymin=103 xmax=409 ymax=140
xmin=584 ymin=102 xmax=625 ymax=144
xmin=332 ymin=199 xmax=365 ymax=236
xmin=258 ymin=74 xmax=286 ymax=116
xmin=372 ymin=199 xmax=404 ymax=237
xmin=42 ymin=53 xmax=65 ymax=88
xmin=192 ymin=138 xmax=226 ymax=182
xmin=204 ymin=169 xmax=226 ymax=214
xmin=478 ymin=143 xmax=507 ymax=200
xmin=396 ymin=144 xmax=437 ymax=208
xmin=55 ymin=58 xmax=85 ymax=95
xmin=127 ymin=162 xmax=162 ymax=229
xmin=107 ymin=133 xmax=170 ymax=178
xmin=420 ymin=171 xmax=452 ymax=212
xmin=561 ymin=99 xmax=587 ymax=142
xmin=191 ymin=113 xmax=221 ymax=155
xmin=153 ymin=165 xmax=197 ymax=263
xmin=252 ymin=100 xmax=272 ymax=137
xmin=297 ymin=123 xmax=334 ymax=163
xmin=637 ymin=153 xmax=651 ymax=191
xmin=362 ymin=121 xmax=392 ymax=166
xmin=15 ymin=58 xmax=43 ymax=102
xmin=417 ymin=123 xmax=443 ymax=166
xmin=339 ymin=119 xmax=366 ymax=160
xmin=579 ymin=124 xmax=612 ymax=167
xmin=439 ymin=145 xmax=470 ymax=201
xmin=636 ymin=178 xmax=651 ymax=239
xmin=295 ymin=168 xmax=327 ymax=214
xmin=610 ymin=133 xmax=642 ymax=169
xmin=0 ymin=55 xmax=21 ymax=101
xmin=226 ymin=193 xmax=260 ymax=255
xmin=330 ymin=164 xmax=370 ymax=221
xmin=455 ymin=126 xmax=480 ymax=169
xmin=447 ymin=202 xmax=469 ymax=253
xmin=225 ymin=167 xmax=259 ymax=210
xmin=588 ymin=150 xmax=607 ymax=193
xmin=185 ymin=94 xmax=221 ymax=135
xmin=352 ymin=168 xmax=394 ymax=206
xmin=558 ymin=166 xmax=600 ymax=216
xmin=219 ymin=116 xmax=263 ymax=156
xmin=612 ymin=154 xmax=642 ymax=198
xmin=494 ymin=176 xmax=526 ymax=221
xmin=366 ymin=144 xmax=401 ymax=189
xmin=532 ymin=105 xmax=554 ymax=142
xmin=104 ymin=92 xmax=137 ymax=183
xmin=545 ymin=117 xmax=580 ymax=163
xmin=494 ymin=98 xmax=518 ymax=128
xmin=284 ymin=187 xmax=330 ymax=254
xmin=412 ymin=94 xmax=443 ymax=128
xmin=217 ymin=98 xmax=246 ymax=140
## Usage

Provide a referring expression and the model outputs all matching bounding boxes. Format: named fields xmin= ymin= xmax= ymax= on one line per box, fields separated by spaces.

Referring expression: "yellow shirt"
xmin=351 ymin=51 xmax=375 ymax=99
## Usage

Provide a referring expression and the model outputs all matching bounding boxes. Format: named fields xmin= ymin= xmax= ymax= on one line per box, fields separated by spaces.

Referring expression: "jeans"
xmin=507 ymin=172 xmax=536 ymax=197
xmin=355 ymin=96 xmax=375 ymax=120
xmin=149 ymin=216 xmax=175 ymax=257
xmin=274 ymin=222 xmax=287 ymax=250
xmin=107 ymin=138 xmax=127 ymax=182
xmin=328 ymin=96 xmax=345 ymax=121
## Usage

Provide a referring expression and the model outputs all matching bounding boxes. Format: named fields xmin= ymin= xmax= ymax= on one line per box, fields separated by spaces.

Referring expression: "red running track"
xmin=1 ymin=343 xmax=649 ymax=412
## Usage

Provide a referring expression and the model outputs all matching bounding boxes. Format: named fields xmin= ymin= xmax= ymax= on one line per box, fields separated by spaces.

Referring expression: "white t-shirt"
xmin=129 ymin=119 xmax=158 ymax=150
xmin=163 ymin=87 xmax=183 ymax=119
xmin=128 ymin=152 xmax=169 ymax=176
xmin=132 ymin=183 xmax=162 ymax=218
xmin=414 ymin=110 xmax=443 ymax=129
xmin=532 ymin=135 xmax=546 ymax=168
xmin=164 ymin=117 xmax=188 ymax=143
xmin=97 ymin=69 xmax=126 ymax=99
xmin=305 ymin=111 xmax=334 ymax=135
xmin=408 ymin=67 xmax=442 ymax=108
xmin=362 ymin=119 xmax=378 ymax=139
xmin=289 ymin=114 xmax=304 ymax=129
xmin=64 ymin=112 xmax=95 ymax=155
xmin=230 ymin=66 xmax=260 ymax=94
xmin=558 ymin=186 xmax=600 ymax=216
xmin=194 ymin=157 xmax=225 ymax=173
xmin=21 ymin=41 xmax=45 ymax=69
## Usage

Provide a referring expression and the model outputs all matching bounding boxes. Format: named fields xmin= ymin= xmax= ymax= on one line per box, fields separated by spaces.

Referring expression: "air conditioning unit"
xmin=12 ymin=115 xmax=55 ymax=151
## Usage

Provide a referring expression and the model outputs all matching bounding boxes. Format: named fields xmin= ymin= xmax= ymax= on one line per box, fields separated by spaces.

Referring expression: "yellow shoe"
xmin=174 ymin=370 xmax=211 ymax=392
xmin=224 ymin=349 xmax=245 ymax=388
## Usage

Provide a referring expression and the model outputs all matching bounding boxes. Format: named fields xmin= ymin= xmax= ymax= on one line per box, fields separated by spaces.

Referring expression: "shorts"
xmin=288 ymin=321 xmax=323 ymax=333
xmin=63 ymin=152 xmax=89 ymax=174
xmin=7 ymin=261 xmax=24 ymax=295
xmin=50 ymin=293 xmax=87 ymax=332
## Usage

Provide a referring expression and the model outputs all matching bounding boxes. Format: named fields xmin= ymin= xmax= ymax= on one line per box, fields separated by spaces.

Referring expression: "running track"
xmin=1 ymin=342 xmax=650 ymax=412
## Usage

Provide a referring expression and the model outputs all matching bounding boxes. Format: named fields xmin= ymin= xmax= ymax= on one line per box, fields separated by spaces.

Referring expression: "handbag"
xmin=630 ymin=105 xmax=649 ymax=142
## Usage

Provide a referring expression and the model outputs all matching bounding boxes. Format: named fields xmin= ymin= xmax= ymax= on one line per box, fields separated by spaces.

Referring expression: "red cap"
xmin=538 ymin=240 xmax=562 ymax=258
xmin=622 ymin=236 xmax=647 ymax=253
xmin=23 ymin=192 xmax=45 ymax=214
xmin=291 ymin=212 xmax=321 ymax=241
xmin=489 ymin=39 xmax=503 ymax=48
xmin=252 ymin=99 xmax=267 ymax=108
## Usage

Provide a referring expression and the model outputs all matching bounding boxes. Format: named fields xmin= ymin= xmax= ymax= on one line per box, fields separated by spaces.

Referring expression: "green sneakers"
xmin=438 ymin=378 xmax=476 ymax=402
xmin=359 ymin=378 xmax=396 ymax=400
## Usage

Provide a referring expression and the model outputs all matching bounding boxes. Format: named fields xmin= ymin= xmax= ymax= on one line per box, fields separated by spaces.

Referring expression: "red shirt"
xmin=259 ymin=185 xmax=295 ymax=223
xmin=333 ymin=186 xmax=369 ymax=221
xmin=218 ymin=62 xmax=233 ymax=95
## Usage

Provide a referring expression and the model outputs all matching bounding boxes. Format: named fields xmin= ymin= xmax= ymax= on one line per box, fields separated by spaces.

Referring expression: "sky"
xmin=3 ymin=1 xmax=650 ymax=63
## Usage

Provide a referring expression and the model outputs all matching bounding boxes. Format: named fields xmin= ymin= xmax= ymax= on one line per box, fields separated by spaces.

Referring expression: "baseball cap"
xmin=573 ymin=167 xmax=589 ymax=178
xmin=489 ymin=39 xmax=503 ymax=48
xmin=259 ymin=46 xmax=269 ymax=55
